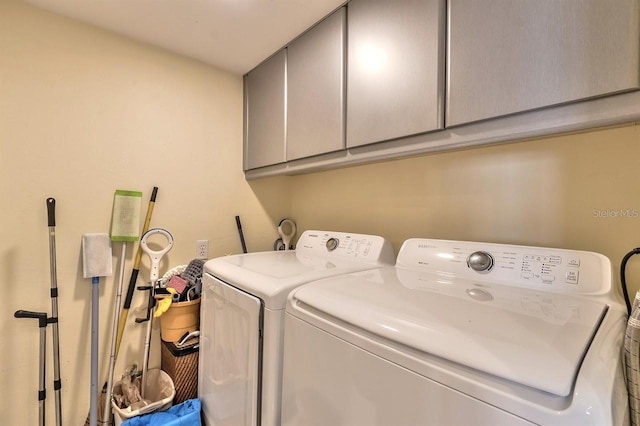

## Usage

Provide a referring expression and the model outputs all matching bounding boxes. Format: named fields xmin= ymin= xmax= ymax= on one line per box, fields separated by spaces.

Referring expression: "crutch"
xmin=46 ymin=197 xmax=63 ymax=426
xmin=14 ymin=310 xmax=49 ymax=426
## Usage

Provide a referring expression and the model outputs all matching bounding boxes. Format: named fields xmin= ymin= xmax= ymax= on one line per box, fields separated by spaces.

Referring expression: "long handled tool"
xmin=85 ymin=188 xmax=158 ymax=426
xmin=46 ymin=197 xmax=63 ymax=426
xmin=82 ymin=234 xmax=113 ymax=426
xmin=103 ymin=190 xmax=142 ymax=426
xmin=137 ymin=228 xmax=173 ymax=398
xmin=116 ymin=187 xmax=158 ymax=356
xmin=14 ymin=310 xmax=49 ymax=426
xmin=235 ymin=215 xmax=247 ymax=254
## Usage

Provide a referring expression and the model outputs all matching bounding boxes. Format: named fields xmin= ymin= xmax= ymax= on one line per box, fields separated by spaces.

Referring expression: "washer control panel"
xmin=397 ymin=238 xmax=611 ymax=294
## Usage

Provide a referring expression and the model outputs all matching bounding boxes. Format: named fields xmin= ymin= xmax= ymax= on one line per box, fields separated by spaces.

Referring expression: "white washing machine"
xmin=282 ymin=238 xmax=629 ymax=425
xmin=197 ymin=230 xmax=394 ymax=426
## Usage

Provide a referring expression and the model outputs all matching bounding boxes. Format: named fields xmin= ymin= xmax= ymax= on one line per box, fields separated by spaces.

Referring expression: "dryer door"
xmin=199 ymin=273 xmax=263 ymax=426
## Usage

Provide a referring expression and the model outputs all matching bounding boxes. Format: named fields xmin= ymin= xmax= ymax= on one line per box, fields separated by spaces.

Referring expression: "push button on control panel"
xmin=565 ymin=270 xmax=579 ymax=285
xmin=568 ymin=258 xmax=581 ymax=268
xmin=545 ymin=256 xmax=562 ymax=265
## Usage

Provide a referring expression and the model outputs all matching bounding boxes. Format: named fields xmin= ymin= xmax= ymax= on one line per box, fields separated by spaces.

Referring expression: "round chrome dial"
xmin=467 ymin=251 xmax=494 ymax=272
xmin=326 ymin=237 xmax=339 ymax=251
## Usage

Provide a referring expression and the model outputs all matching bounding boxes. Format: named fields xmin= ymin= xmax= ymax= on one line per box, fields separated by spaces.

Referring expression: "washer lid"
xmin=289 ymin=267 xmax=608 ymax=397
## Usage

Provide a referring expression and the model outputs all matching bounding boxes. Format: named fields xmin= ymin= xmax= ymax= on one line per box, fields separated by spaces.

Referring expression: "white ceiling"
xmin=23 ymin=0 xmax=346 ymax=75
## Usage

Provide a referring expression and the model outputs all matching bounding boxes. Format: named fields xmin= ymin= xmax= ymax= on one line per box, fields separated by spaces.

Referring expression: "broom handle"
xmin=114 ymin=186 xmax=157 ymax=357
xmin=46 ymin=198 xmax=63 ymax=426
xmin=90 ymin=278 xmax=99 ymax=426
xmin=104 ymin=243 xmax=126 ymax=426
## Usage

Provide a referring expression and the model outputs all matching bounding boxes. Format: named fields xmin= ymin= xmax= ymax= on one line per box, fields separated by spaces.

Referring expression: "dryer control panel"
xmin=296 ymin=230 xmax=395 ymax=264
xmin=396 ymin=238 xmax=612 ymax=295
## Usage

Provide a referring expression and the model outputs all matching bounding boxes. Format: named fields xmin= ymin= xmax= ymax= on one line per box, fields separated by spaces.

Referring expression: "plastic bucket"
xmin=160 ymin=298 xmax=201 ymax=342
xmin=112 ymin=369 xmax=175 ymax=426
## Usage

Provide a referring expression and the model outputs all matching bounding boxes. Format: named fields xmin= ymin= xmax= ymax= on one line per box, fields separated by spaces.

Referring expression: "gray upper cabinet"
xmin=447 ymin=0 xmax=640 ymax=127
xmin=244 ymin=0 xmax=640 ymax=179
xmin=244 ymin=49 xmax=286 ymax=170
xmin=346 ymin=0 xmax=446 ymax=148
xmin=287 ymin=8 xmax=346 ymax=161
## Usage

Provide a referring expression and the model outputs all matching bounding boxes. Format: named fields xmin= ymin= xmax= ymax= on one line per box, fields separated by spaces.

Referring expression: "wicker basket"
xmin=160 ymin=340 xmax=199 ymax=404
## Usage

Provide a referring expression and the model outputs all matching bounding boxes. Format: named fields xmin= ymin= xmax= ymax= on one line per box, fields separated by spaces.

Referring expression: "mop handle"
xmin=115 ymin=186 xmax=157 ymax=358
xmin=45 ymin=197 xmax=62 ymax=426
xmin=46 ymin=198 xmax=55 ymax=226
xmin=123 ymin=187 xmax=158 ymax=309
xmin=46 ymin=198 xmax=57 ymax=299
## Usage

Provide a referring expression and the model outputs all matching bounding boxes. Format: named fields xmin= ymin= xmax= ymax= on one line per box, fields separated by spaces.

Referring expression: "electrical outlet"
xmin=197 ymin=240 xmax=208 ymax=259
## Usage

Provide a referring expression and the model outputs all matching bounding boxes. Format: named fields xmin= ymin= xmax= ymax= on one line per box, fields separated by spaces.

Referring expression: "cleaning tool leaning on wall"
xmin=14 ymin=197 xmax=65 ymax=426
xmin=85 ymin=188 xmax=159 ymax=426
xmin=82 ymin=234 xmax=113 ymax=426
xmin=117 ymin=187 xmax=158 ymax=355
xmin=104 ymin=190 xmax=143 ymax=425
xmin=46 ymin=198 xmax=64 ymax=426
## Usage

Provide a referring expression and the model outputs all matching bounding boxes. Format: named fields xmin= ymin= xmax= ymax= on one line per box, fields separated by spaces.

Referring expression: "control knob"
xmin=467 ymin=251 xmax=494 ymax=272
xmin=326 ymin=238 xmax=339 ymax=251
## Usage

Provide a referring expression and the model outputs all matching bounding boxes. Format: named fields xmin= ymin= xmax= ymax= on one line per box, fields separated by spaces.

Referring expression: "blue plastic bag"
xmin=122 ymin=398 xmax=201 ymax=426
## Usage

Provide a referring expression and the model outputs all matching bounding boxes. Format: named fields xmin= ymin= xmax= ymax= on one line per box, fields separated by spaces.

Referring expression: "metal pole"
xmin=14 ymin=310 xmax=49 ymax=426
xmin=46 ymin=198 xmax=63 ymax=426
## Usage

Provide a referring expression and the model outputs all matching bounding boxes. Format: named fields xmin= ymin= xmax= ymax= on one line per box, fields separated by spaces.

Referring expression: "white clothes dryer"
xmin=197 ymin=230 xmax=394 ymax=426
xmin=282 ymin=238 xmax=629 ymax=426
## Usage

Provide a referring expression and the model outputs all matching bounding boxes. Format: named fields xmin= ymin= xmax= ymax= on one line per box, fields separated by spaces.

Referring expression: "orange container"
xmin=160 ymin=298 xmax=201 ymax=342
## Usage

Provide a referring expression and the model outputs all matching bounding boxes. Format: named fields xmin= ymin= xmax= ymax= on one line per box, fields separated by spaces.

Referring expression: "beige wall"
xmin=3 ymin=0 xmax=640 ymax=424
xmin=290 ymin=123 xmax=640 ymax=297
xmin=0 ymin=1 xmax=290 ymax=424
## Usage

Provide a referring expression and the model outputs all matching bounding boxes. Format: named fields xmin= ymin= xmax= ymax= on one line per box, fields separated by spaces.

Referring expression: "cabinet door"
xmin=287 ymin=8 xmax=345 ymax=161
xmin=346 ymin=0 xmax=445 ymax=148
xmin=447 ymin=0 xmax=640 ymax=127
xmin=244 ymin=49 xmax=286 ymax=170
